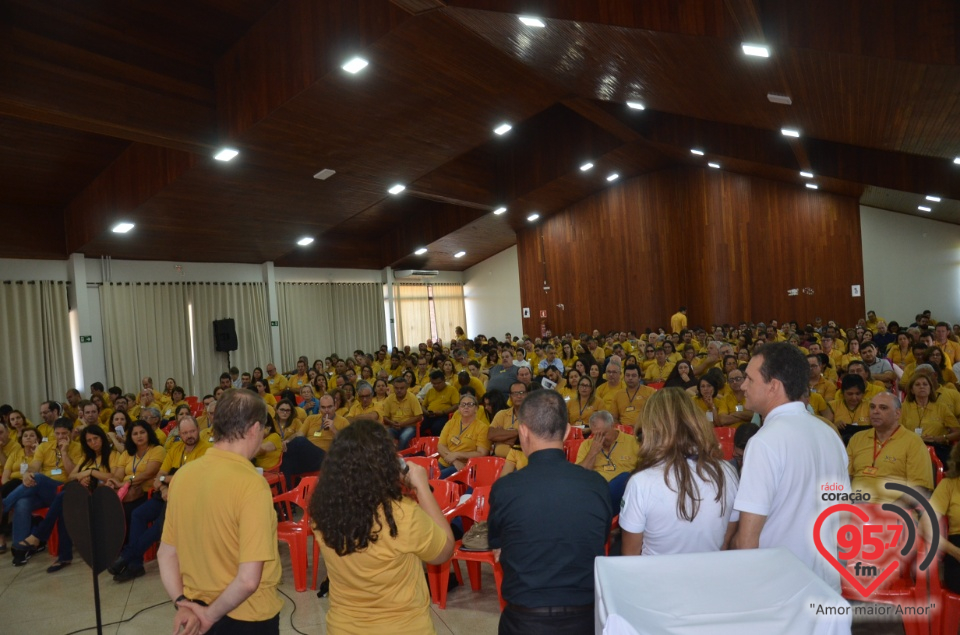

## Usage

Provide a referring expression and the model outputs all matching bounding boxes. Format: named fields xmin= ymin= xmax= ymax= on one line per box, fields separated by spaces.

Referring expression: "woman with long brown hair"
xmin=619 ymin=387 xmax=739 ymax=555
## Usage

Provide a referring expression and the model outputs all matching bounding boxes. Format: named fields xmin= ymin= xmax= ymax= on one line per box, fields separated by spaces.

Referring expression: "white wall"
xmin=0 ymin=258 xmax=70 ymax=281
xmin=463 ymin=246 xmax=523 ymax=339
xmin=860 ymin=205 xmax=960 ymax=325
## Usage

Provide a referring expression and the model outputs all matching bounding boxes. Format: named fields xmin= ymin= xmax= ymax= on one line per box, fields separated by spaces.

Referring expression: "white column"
xmin=262 ymin=262 xmax=282 ymax=368
xmin=382 ymin=267 xmax=397 ymax=350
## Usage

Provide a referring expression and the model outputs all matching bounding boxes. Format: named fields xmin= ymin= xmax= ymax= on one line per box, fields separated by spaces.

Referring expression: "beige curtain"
xmin=432 ymin=283 xmax=467 ymax=344
xmin=0 ymin=281 xmax=72 ymax=412
xmin=100 ymin=283 xmax=194 ymax=396
xmin=277 ymin=282 xmax=385 ymax=368
xmin=394 ymin=284 xmax=431 ymax=348
xmin=190 ymin=283 xmax=270 ymax=391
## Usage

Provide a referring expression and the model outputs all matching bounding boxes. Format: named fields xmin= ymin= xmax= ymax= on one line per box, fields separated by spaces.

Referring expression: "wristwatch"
xmin=174 ymin=594 xmax=187 ymax=609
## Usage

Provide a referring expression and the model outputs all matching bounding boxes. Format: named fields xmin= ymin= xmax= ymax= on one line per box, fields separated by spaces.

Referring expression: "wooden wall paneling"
xmin=1 ymin=205 xmax=68 ymax=260
xmin=518 ymin=168 xmax=865 ymax=337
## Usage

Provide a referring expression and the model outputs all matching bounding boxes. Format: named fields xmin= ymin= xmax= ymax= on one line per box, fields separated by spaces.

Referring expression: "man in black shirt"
xmin=489 ymin=390 xmax=612 ymax=635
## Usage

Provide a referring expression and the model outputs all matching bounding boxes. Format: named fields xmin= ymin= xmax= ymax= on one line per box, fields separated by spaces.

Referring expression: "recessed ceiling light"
xmin=781 ymin=128 xmax=800 ymax=138
xmin=606 ymin=173 xmax=619 ymax=182
xmin=926 ymin=195 xmax=942 ymax=202
xmin=580 ymin=162 xmax=594 ymax=171
xmin=213 ymin=148 xmax=238 ymax=162
xmin=800 ymin=171 xmax=814 ymax=178
xmin=388 ymin=184 xmax=406 ymax=195
xmin=111 ymin=222 xmax=134 ymax=234
xmin=493 ymin=206 xmax=507 ymax=215
xmin=297 ymin=237 xmax=315 ymax=246
xmin=742 ymin=43 xmax=770 ymax=57
xmin=955 ymin=157 xmax=960 ymax=165
xmin=342 ymin=57 xmax=369 ymax=74
xmin=414 ymin=247 xmax=428 ymax=255
xmin=918 ymin=206 xmax=932 ymax=212
xmin=454 ymin=251 xmax=466 ymax=258
xmin=708 ymin=162 xmax=720 ymax=169
xmin=767 ymin=93 xmax=792 ymax=105
xmin=518 ymin=16 xmax=545 ymax=27
xmin=494 ymin=123 xmax=512 ymax=136
xmin=313 ymin=169 xmax=336 ymax=180
xmin=626 ymin=101 xmax=645 ymax=110
xmin=690 ymin=149 xmax=704 ymax=156
xmin=527 ymin=213 xmax=540 ymax=222
xmin=805 ymin=183 xmax=818 ymax=190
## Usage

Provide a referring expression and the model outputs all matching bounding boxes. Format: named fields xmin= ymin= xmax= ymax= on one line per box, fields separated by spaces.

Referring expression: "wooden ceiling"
xmin=2 ymin=0 xmax=959 ymax=269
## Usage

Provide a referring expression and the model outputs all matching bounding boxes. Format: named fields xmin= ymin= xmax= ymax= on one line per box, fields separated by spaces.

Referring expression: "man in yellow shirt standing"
xmin=159 ymin=390 xmax=283 ymax=634
xmin=670 ymin=306 xmax=688 ymax=335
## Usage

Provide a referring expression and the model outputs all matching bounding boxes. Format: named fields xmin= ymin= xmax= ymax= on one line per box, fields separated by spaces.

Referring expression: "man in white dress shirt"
xmin=733 ymin=342 xmax=850 ymax=591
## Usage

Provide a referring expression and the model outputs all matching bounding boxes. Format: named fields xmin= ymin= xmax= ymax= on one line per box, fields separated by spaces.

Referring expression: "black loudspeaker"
xmin=213 ymin=319 xmax=238 ymax=352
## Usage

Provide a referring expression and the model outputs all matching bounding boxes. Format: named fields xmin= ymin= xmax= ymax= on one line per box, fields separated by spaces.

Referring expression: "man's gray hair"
xmin=356 ymin=381 xmax=374 ymax=396
xmin=588 ymin=410 xmax=614 ymax=428
xmin=142 ymin=407 xmax=161 ymax=419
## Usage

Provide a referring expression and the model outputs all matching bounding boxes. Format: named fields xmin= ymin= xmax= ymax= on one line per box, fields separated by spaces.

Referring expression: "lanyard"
xmin=872 ymin=432 xmax=896 ymax=466
xmin=54 ymin=450 xmax=62 ymax=468
xmin=600 ymin=442 xmax=618 ymax=465
xmin=180 ymin=446 xmax=190 ymax=467
xmin=131 ymin=451 xmax=147 ymax=476
xmin=625 ymin=387 xmax=642 ymax=405
xmin=459 ymin=418 xmax=474 ymax=437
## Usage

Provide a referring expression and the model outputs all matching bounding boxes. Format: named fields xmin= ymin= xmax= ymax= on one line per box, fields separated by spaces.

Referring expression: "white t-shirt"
xmin=734 ymin=401 xmax=850 ymax=591
xmin=619 ymin=460 xmax=740 ymax=556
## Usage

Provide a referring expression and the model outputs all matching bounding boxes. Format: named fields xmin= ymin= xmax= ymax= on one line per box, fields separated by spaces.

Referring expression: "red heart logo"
xmin=813 ymin=503 xmax=899 ymax=597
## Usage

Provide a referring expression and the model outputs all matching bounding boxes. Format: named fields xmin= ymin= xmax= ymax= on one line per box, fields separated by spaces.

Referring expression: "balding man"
xmin=847 ymin=393 xmax=932 ymax=505
xmin=488 ymin=390 xmax=611 ymax=635
xmin=111 ymin=416 xmax=210 ymax=582
xmin=596 ymin=363 xmax=625 ymax=407
xmin=265 ymin=364 xmax=288 ymax=396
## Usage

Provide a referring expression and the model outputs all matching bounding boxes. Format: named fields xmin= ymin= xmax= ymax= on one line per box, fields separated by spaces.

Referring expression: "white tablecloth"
xmin=595 ymin=547 xmax=851 ymax=635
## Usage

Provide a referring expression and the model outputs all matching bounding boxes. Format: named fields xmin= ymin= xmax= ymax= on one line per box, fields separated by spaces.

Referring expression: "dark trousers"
xmin=840 ymin=424 xmax=870 ymax=446
xmin=120 ymin=496 xmax=165 ymax=569
xmin=33 ymin=489 xmax=73 ymax=561
xmin=499 ymin=605 xmax=594 ymax=635
xmin=279 ymin=438 xmax=325 ymax=488
xmin=944 ymin=535 xmax=960 ymax=594
xmin=207 ymin=613 xmax=279 ymax=635
xmin=423 ymin=415 xmax=448 ymax=437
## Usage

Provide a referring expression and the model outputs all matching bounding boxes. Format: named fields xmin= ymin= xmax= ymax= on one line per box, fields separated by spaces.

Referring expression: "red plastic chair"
xmin=428 ymin=479 xmax=461 ymax=513
xmin=838 ymin=504 xmax=927 ymax=635
xmin=427 ymin=486 xmax=505 ymax=610
xmin=647 ymin=381 xmax=665 ymax=390
xmin=615 ymin=424 xmax=634 ymax=435
xmin=404 ymin=456 xmax=441 ymax=480
xmin=399 ymin=436 xmax=440 ymax=457
xmin=714 ymin=427 xmax=735 ymax=443
xmin=605 ymin=515 xmax=619 ymax=556
xmin=564 ymin=438 xmax=585 ymax=463
xmin=928 ymin=516 xmax=959 ymax=635
xmin=185 ymin=396 xmax=199 ymax=408
xmin=31 ymin=507 xmax=58 ymax=557
xmin=929 ymin=446 xmax=945 ymax=485
xmin=272 ymin=476 xmax=317 ymax=592
xmin=565 ymin=427 xmax=584 ymax=440
xmin=447 ymin=457 xmax=504 ymax=490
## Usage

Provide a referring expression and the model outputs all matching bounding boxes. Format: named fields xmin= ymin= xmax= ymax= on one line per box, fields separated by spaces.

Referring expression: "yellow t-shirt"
xmin=160 ymin=439 xmax=211 ymax=473
xmin=300 ymin=415 xmax=351 ymax=452
xmin=596 ymin=380 xmax=625 ymax=406
xmin=423 ymin=385 xmax=460 ymax=414
xmin=644 ymin=362 xmax=675 ymax=383
xmin=256 ymin=432 xmax=282 ymax=471
xmin=610 ymin=386 xmax=655 ymax=428
xmin=266 ymin=374 xmax=288 ymax=395
xmin=33 ymin=440 xmax=84 ymax=482
xmin=347 ymin=401 xmax=382 ymax=422
xmin=116 ymin=445 xmax=166 ymax=491
xmin=317 ymin=497 xmax=447 ymax=635
xmin=4 ymin=446 xmax=35 ymax=480
xmin=899 ymin=400 xmax=959 ymax=438
xmin=567 ymin=397 xmax=607 ymax=427
xmin=162 ymin=447 xmax=283 ymax=621
xmin=505 ymin=447 xmax=528 ymax=471
xmin=288 ymin=373 xmax=310 ymax=392
xmin=2 ymin=437 xmax=21 ymax=463
xmin=576 ymin=430 xmax=640 ymax=481
xmin=931 ymin=478 xmax=960 ymax=536
xmin=833 ymin=400 xmax=871 ymax=428
xmin=382 ymin=393 xmax=423 ymax=423
xmin=847 ymin=426 xmax=933 ymax=503
xmin=438 ymin=417 xmax=490 ymax=468
xmin=810 ymin=377 xmax=837 ymax=402
xmin=489 ymin=407 xmax=520 ymax=458
xmin=466 ymin=376 xmax=486 ymax=400
xmin=809 ymin=391 xmax=831 ymax=419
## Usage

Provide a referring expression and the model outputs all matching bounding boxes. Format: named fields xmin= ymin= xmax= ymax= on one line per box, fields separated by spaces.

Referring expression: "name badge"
xmin=811 ymin=388 xmax=817 ymax=393
xmin=450 ymin=435 xmax=462 ymax=445
xmin=735 ymin=405 xmax=744 ymax=412
xmin=208 ymin=437 xmax=214 ymax=443
xmin=314 ymin=431 xmax=323 ymax=437
xmin=603 ymin=464 xmax=616 ymax=472
xmin=51 ymin=469 xmax=63 ymax=476
xmin=862 ymin=466 xmax=879 ymax=476
xmin=625 ymin=406 xmax=636 ymax=412
xmin=576 ymin=420 xmax=583 ymax=426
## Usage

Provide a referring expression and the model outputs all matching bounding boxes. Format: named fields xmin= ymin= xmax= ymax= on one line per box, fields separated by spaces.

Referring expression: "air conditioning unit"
xmin=395 ymin=269 xmax=439 ymax=279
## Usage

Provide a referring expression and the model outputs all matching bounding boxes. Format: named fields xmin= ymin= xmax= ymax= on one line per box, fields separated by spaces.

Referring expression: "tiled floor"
xmin=0 ymin=544 xmax=503 ymax=635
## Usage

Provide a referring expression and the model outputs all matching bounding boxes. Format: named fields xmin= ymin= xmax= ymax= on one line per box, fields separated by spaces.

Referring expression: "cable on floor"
xmin=62 ymin=600 xmax=170 ymax=635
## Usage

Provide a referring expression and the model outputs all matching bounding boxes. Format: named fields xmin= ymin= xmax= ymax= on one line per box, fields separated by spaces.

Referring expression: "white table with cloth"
xmin=594 ymin=547 xmax=852 ymax=635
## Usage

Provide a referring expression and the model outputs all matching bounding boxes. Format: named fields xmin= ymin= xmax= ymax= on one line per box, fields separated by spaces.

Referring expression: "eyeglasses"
xmin=510 ymin=390 xmax=526 ymax=396
xmin=729 ymin=376 xmax=744 ymax=382
xmin=459 ymin=402 xmax=478 ymax=408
